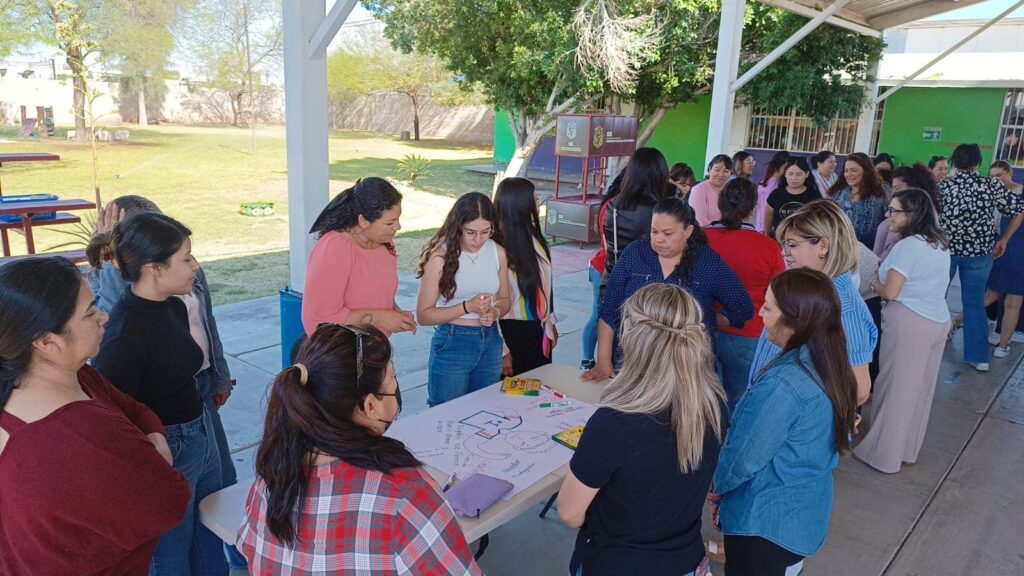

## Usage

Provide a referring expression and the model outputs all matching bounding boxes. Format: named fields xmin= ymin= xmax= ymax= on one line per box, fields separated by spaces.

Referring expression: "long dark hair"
xmin=767 ymin=268 xmax=858 ymax=454
xmin=893 ymin=163 xmax=940 ymax=211
xmin=759 ymin=150 xmax=791 ymax=187
xmin=494 ymin=178 xmax=550 ymax=310
xmin=86 ymin=195 xmax=162 ymax=268
xmin=309 ymin=177 xmax=402 ymax=241
xmin=830 ymin=152 xmax=885 ymax=199
xmin=256 ymin=323 xmax=420 ymax=545
xmin=776 ymin=157 xmax=819 ymax=196
xmin=652 ymin=197 xmax=708 ymax=283
xmin=0 ymin=257 xmax=82 ymax=411
xmin=416 ymin=192 xmax=500 ymax=301
xmin=892 ymin=188 xmax=948 ymax=250
xmin=111 ymin=213 xmax=192 ymax=282
xmin=613 ymin=147 xmax=671 ymax=211
xmin=718 ymin=177 xmax=757 ymax=230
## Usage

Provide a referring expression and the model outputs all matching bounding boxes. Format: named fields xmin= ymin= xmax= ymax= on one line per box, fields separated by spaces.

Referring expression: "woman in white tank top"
xmin=416 ymin=192 xmax=511 ymax=406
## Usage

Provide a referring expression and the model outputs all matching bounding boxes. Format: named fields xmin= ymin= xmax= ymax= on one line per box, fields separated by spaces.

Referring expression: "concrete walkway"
xmin=213 ymin=244 xmax=1024 ymax=575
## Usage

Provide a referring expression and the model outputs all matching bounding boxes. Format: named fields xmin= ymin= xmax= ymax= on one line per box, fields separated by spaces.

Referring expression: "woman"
xmin=750 ymin=200 xmax=877 ymax=407
xmin=706 ymin=178 xmax=786 ymax=411
xmin=582 ymin=183 xmax=622 ymax=370
xmin=0 ymin=257 xmax=190 ymax=575
xmin=670 ymin=162 xmax=697 ymax=198
xmin=494 ymin=177 xmax=557 ymax=375
xmin=756 ymin=151 xmax=791 ymax=233
xmin=689 ymin=154 xmax=733 ymax=227
xmin=979 ymin=160 xmax=1024 ymax=356
xmin=731 ymin=151 xmax=756 ymax=181
xmin=856 ymin=189 xmax=951 ymax=473
xmin=875 ymin=164 xmax=940 ymax=259
xmin=811 ymin=150 xmax=838 ymax=195
xmin=302 ymin=177 xmax=416 ymax=337
xmin=582 ymin=198 xmax=753 ymax=382
xmin=711 ymin=269 xmax=858 ymax=576
xmin=763 ymin=157 xmax=821 ymax=237
xmin=828 ymin=152 xmax=888 ymax=248
xmin=87 ymin=195 xmax=239 ymax=506
xmin=416 ymin=192 xmax=511 ymax=405
xmin=93 ymin=213 xmax=228 ymax=576
xmin=603 ymin=147 xmax=673 ymax=277
xmin=873 ymin=153 xmax=895 ymax=173
xmin=940 ymin=144 xmax=1024 ymax=371
xmin=558 ymin=284 xmax=725 ymax=576
xmin=928 ymin=155 xmax=949 ymax=182
xmin=238 ymin=324 xmax=482 ymax=575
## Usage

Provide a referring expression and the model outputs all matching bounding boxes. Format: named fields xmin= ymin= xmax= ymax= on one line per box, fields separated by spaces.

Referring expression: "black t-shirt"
xmin=94 ymin=288 xmax=205 ymax=426
xmin=568 ymin=406 xmax=725 ymax=576
xmin=767 ymin=186 xmax=822 ymax=234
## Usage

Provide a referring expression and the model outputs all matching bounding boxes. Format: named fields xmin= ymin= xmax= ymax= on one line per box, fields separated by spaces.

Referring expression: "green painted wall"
xmin=643 ymin=95 xmax=712 ymax=171
xmin=877 ymin=87 xmax=1005 ymax=168
xmin=494 ymin=111 xmax=515 ymax=163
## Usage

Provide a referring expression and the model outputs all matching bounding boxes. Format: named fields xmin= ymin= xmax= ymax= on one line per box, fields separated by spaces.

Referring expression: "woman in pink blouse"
xmin=688 ymin=154 xmax=733 ymax=227
xmin=302 ymin=178 xmax=417 ymax=337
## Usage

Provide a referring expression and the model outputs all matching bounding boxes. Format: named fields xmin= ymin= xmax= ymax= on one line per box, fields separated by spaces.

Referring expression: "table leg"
xmin=1 ymin=229 xmax=9 ymax=257
xmin=21 ymin=217 xmax=35 ymax=254
xmin=474 ymin=534 xmax=489 ymax=560
xmin=539 ymin=492 xmax=558 ymax=518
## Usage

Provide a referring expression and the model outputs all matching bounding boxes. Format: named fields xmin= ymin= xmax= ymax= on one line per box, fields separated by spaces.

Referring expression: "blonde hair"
xmin=601 ymin=283 xmax=725 ymax=473
xmin=775 ymin=199 xmax=859 ymax=278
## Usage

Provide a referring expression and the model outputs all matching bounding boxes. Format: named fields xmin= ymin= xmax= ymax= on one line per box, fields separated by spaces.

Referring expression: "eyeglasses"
xmin=780 ymin=237 xmax=820 ymax=255
xmin=885 ymin=207 xmax=907 ymax=215
xmin=318 ymin=322 xmax=369 ymax=380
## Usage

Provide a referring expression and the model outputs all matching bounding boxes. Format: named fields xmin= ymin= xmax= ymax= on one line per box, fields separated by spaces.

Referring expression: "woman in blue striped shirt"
xmin=748 ymin=200 xmax=877 ymax=406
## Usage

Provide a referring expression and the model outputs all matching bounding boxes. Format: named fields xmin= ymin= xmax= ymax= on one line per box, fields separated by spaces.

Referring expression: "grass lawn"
xmin=0 ymin=124 xmax=495 ymax=304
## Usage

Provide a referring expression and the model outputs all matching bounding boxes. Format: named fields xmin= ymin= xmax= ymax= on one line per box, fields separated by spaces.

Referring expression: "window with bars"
xmin=996 ymin=88 xmax=1024 ymax=166
xmin=744 ymin=104 xmax=884 ymax=155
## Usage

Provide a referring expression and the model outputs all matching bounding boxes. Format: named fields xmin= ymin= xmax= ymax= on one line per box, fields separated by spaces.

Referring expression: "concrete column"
xmin=705 ymin=0 xmax=746 ymax=168
xmin=854 ymin=58 xmax=881 ymax=154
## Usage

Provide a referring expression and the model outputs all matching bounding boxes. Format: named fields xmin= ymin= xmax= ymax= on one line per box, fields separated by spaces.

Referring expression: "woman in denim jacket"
xmin=710 ymin=269 xmax=858 ymax=576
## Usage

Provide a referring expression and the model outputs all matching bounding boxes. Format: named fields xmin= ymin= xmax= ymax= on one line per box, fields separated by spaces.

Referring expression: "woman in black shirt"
xmin=763 ymin=157 xmax=821 ymax=237
xmin=558 ymin=283 xmax=727 ymax=576
xmin=94 ymin=213 xmax=228 ymax=576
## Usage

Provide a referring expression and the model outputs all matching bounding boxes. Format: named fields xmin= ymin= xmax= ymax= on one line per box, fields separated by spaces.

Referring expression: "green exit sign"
xmin=922 ymin=127 xmax=942 ymax=142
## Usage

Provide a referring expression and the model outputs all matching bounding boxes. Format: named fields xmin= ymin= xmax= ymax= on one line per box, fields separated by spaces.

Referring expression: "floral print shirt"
xmin=939 ymin=171 xmax=1024 ymax=257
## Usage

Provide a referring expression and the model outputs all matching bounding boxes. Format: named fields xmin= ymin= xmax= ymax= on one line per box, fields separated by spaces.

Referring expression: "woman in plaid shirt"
xmin=238 ymin=323 xmax=482 ymax=575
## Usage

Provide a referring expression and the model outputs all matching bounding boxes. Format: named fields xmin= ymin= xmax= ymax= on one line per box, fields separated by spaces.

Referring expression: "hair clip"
xmin=293 ymin=363 xmax=309 ymax=385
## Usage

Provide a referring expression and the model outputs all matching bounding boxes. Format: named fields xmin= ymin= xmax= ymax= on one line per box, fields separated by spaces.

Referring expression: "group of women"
xmin=1 ymin=139 xmax=1019 ymax=576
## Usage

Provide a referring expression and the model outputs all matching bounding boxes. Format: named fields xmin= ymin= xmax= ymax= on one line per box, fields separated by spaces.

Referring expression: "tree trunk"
xmin=138 ymin=79 xmax=148 ymax=126
xmin=65 ymin=46 xmax=87 ymax=142
xmin=411 ymin=92 xmax=421 ymax=141
xmin=637 ymin=106 xmax=668 ymax=148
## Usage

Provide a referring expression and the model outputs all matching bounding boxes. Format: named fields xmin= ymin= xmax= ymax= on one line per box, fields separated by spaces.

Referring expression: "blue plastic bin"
xmin=0 ymin=194 xmax=60 ymax=223
xmin=279 ymin=287 xmax=305 ymax=369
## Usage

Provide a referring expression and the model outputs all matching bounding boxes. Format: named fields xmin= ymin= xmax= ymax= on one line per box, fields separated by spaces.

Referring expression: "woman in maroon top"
xmin=0 ymin=257 xmax=190 ymax=575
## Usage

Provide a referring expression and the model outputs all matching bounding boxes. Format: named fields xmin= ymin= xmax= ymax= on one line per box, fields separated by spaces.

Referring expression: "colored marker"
xmin=442 ymin=472 xmax=457 ymax=493
xmin=541 ymin=384 xmax=566 ymax=399
xmin=540 ymin=401 xmax=572 ymax=408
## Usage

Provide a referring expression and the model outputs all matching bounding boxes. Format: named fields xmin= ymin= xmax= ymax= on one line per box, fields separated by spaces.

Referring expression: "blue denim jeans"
xmin=716 ymin=331 xmax=758 ymax=413
xmin=950 ymin=254 xmax=994 ymax=364
xmin=428 ymin=323 xmax=503 ymax=406
xmin=150 ymin=409 xmax=228 ymax=576
xmin=581 ymin=266 xmax=602 ymax=363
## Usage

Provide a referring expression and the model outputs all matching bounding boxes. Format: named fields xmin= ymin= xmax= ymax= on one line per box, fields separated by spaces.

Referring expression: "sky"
xmin=924 ymin=0 xmax=1024 ymax=21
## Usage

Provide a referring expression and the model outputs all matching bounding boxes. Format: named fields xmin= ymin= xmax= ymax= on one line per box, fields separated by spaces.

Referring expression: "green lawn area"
xmin=0 ymin=125 xmax=495 ymax=304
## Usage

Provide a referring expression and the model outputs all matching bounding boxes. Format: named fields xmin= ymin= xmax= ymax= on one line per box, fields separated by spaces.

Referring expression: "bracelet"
xmin=462 ymin=301 xmax=469 ymax=314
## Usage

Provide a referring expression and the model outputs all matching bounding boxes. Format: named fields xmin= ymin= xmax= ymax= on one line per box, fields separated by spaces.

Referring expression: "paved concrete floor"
xmin=214 ymin=244 xmax=1024 ymax=575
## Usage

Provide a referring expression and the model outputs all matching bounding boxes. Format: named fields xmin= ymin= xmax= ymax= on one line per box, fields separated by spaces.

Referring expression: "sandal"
xmin=705 ymin=540 xmax=726 ymax=564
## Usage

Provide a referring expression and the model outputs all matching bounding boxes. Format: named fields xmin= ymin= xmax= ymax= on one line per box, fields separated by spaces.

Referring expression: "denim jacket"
xmin=88 ymin=265 xmax=233 ymax=395
xmin=712 ymin=345 xmax=837 ymax=557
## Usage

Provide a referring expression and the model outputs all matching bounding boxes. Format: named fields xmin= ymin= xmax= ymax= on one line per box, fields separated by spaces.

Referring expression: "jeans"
xmin=428 ymin=323 xmax=503 ymax=406
xmin=151 ymin=409 xmax=228 ymax=576
xmin=716 ymin=331 xmax=758 ymax=413
xmin=574 ymin=565 xmax=694 ymax=576
xmin=581 ymin=266 xmax=602 ymax=362
xmin=949 ymin=254 xmax=994 ymax=364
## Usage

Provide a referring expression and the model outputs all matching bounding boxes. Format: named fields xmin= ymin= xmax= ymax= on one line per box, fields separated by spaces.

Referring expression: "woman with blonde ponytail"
xmin=558 ymin=283 xmax=726 ymax=576
xmin=238 ymin=323 xmax=482 ymax=576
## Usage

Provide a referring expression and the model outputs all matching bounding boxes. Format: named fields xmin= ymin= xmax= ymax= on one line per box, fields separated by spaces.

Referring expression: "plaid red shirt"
xmin=238 ymin=460 xmax=483 ymax=576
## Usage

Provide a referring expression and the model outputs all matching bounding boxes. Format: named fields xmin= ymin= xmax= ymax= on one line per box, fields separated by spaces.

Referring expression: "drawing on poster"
xmin=388 ymin=385 xmax=597 ymax=497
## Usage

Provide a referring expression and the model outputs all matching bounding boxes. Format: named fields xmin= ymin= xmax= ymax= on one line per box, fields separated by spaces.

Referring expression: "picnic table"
xmin=0 ymin=152 xmax=60 ymax=195
xmin=198 ymin=363 xmax=607 ymax=558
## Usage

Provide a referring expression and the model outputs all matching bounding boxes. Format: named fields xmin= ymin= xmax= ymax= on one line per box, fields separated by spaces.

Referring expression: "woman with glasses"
xmin=856 ymin=189 xmax=951 ymax=473
xmin=494 ymin=177 xmax=557 ymax=376
xmin=238 ymin=323 xmax=482 ymax=575
xmin=416 ymin=192 xmax=511 ymax=405
xmin=750 ymin=200 xmax=877 ymax=408
xmin=303 ymin=177 xmax=417 ymax=337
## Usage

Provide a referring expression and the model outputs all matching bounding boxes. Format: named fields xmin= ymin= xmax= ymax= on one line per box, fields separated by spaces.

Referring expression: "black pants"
xmin=724 ymin=535 xmax=804 ymax=576
xmin=499 ymin=319 xmax=550 ymax=376
xmin=866 ymin=296 xmax=882 ymax=386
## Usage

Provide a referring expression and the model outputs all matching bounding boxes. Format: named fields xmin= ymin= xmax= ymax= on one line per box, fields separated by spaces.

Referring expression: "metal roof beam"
xmin=308 ymin=0 xmax=359 ymax=59
xmin=869 ymin=0 xmax=992 ymax=30
xmin=758 ymin=0 xmax=881 ymax=36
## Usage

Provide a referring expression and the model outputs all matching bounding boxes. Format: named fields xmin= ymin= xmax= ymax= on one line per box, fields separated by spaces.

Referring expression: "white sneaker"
xmin=989 ymin=332 xmax=1001 ymax=346
xmin=995 ymin=346 xmax=1011 ymax=358
xmin=1013 ymin=331 xmax=1024 ymax=343
xmin=971 ymin=362 xmax=991 ymax=372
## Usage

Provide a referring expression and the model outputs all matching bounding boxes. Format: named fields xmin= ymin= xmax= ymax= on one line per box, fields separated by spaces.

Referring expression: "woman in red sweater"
xmin=0 ymin=256 xmax=190 ymax=575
